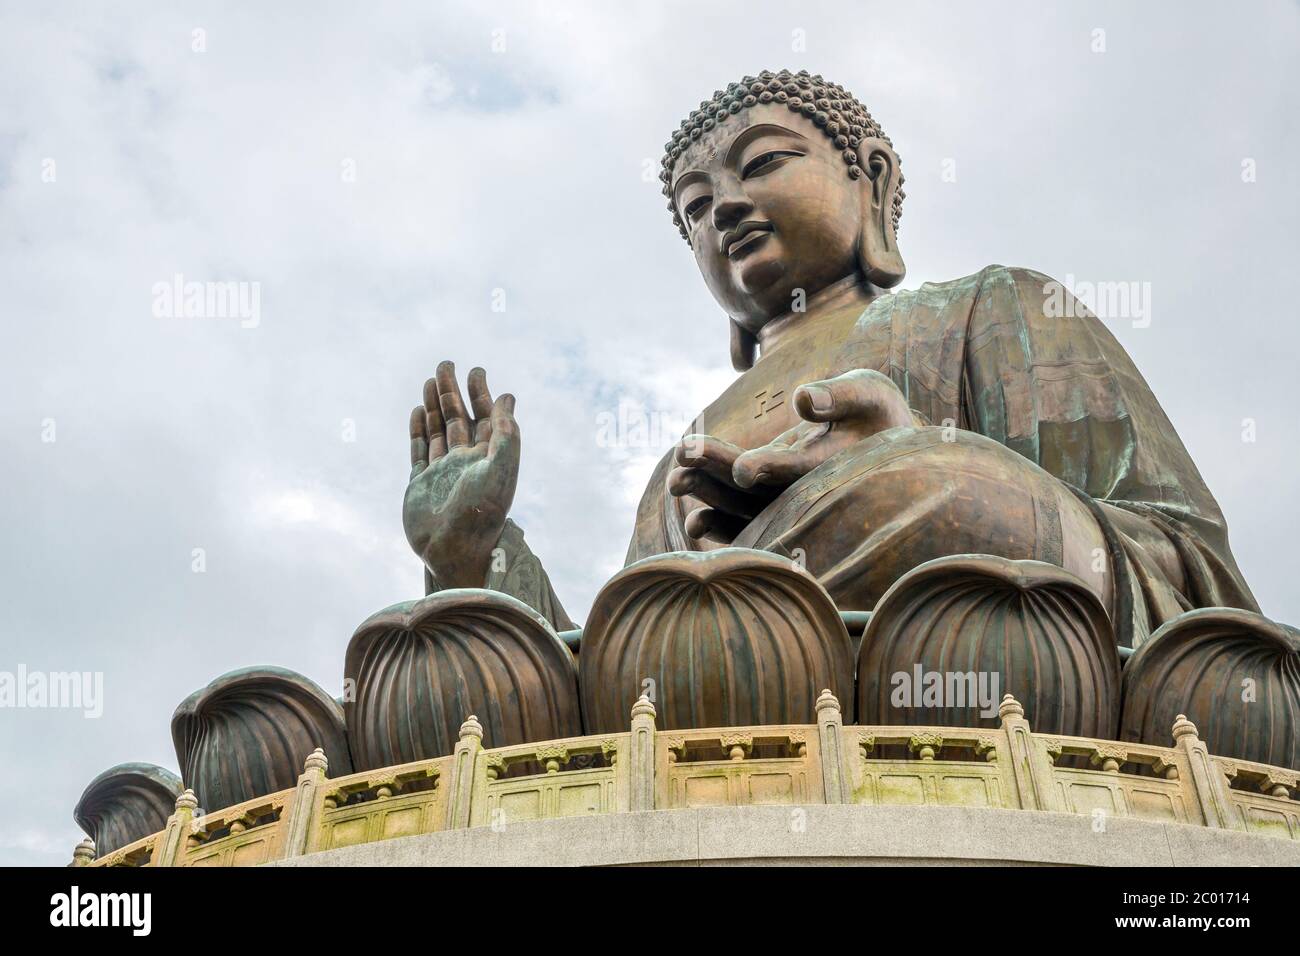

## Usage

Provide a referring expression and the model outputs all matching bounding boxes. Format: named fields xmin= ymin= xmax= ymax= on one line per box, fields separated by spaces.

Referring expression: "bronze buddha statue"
xmin=396 ymin=70 xmax=1300 ymax=763
xmin=404 ymin=69 xmax=1257 ymax=645
xmin=73 ymin=72 xmax=1299 ymax=844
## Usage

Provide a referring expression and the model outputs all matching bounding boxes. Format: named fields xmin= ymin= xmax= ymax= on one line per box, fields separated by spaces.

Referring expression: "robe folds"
xmin=628 ymin=265 xmax=1258 ymax=647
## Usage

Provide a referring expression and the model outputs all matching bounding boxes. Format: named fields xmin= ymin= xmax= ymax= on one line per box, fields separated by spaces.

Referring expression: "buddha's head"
xmin=661 ymin=70 xmax=906 ymax=369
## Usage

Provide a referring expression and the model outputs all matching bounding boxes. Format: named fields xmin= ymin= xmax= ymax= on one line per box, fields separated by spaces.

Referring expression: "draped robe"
xmin=624 ymin=265 xmax=1257 ymax=647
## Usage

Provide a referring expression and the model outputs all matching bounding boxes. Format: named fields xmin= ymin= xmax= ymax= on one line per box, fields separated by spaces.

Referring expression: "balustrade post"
xmin=815 ymin=689 xmax=851 ymax=803
xmin=70 ymin=838 xmax=95 ymax=867
xmin=1172 ymin=714 xmax=1243 ymax=830
xmin=155 ymin=789 xmax=199 ymax=867
xmin=445 ymin=715 xmax=483 ymax=829
xmin=997 ymin=695 xmax=1061 ymax=811
xmin=281 ymin=747 xmax=330 ymax=859
xmin=629 ymin=694 xmax=656 ymax=812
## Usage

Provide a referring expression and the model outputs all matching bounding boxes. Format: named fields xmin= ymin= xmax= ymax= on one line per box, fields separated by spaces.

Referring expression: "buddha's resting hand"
xmin=403 ymin=361 xmax=519 ymax=589
xmin=730 ymin=369 xmax=915 ymax=493
xmin=669 ymin=370 xmax=913 ymax=545
xmin=669 ymin=435 xmax=782 ymax=544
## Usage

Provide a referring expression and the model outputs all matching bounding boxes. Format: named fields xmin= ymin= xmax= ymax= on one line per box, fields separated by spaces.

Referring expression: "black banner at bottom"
xmin=0 ymin=864 xmax=1277 ymax=942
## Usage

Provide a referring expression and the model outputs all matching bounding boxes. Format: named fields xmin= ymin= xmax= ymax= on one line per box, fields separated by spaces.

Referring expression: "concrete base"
xmin=272 ymin=804 xmax=1300 ymax=867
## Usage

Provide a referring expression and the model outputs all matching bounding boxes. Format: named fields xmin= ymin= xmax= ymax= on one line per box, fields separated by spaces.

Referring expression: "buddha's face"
xmin=672 ymin=103 xmax=865 ymax=333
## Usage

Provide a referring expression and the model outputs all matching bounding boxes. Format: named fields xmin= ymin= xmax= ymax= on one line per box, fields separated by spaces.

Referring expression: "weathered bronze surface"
xmin=73 ymin=762 xmax=182 ymax=856
xmin=343 ymin=588 xmax=581 ymax=769
xmin=171 ymin=666 xmax=353 ymax=811
xmin=394 ymin=68 xmax=1268 ymax=753
xmin=1122 ymin=608 xmax=1300 ymax=769
xmin=580 ymin=548 xmax=853 ymax=732
xmin=857 ymin=555 xmax=1120 ymax=737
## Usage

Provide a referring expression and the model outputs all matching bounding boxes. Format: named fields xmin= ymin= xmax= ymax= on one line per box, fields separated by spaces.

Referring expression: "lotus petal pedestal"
xmin=171 ymin=666 xmax=352 ymax=811
xmin=344 ymin=588 xmax=581 ymax=771
xmin=580 ymin=548 xmax=854 ymax=733
xmin=1121 ymin=607 xmax=1300 ymax=768
xmin=856 ymin=555 xmax=1121 ymax=737
xmin=73 ymin=763 xmax=182 ymax=856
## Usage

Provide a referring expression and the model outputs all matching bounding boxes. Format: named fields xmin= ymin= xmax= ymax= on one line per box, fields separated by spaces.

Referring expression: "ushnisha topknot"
xmin=660 ymin=69 xmax=905 ymax=243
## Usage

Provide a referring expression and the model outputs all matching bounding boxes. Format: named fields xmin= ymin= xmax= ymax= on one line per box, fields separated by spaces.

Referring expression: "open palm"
xmin=403 ymin=362 xmax=520 ymax=589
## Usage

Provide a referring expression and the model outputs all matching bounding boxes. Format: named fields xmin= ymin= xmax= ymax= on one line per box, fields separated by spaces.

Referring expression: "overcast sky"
xmin=2 ymin=1 xmax=1297 ymax=865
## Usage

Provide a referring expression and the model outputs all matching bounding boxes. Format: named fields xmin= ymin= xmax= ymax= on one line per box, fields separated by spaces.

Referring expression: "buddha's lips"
xmin=722 ymin=222 xmax=773 ymax=258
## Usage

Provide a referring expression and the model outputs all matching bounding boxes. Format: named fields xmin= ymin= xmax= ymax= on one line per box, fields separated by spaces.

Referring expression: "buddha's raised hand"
xmin=403 ymin=362 xmax=519 ymax=589
xmin=731 ymin=369 xmax=915 ymax=491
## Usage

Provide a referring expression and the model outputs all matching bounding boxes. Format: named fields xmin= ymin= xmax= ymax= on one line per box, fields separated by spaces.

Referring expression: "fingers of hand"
xmin=732 ymin=443 xmax=818 ymax=490
xmin=409 ymin=406 xmax=429 ymax=475
xmin=789 ymin=420 xmax=832 ymax=452
xmin=684 ymin=506 xmax=747 ymax=544
xmin=479 ymin=393 xmax=521 ymax=511
xmin=436 ymin=360 xmax=473 ymax=448
xmin=423 ymin=377 xmax=448 ymax=459
xmin=668 ymin=466 xmax=764 ymax=519
xmin=467 ymin=366 xmax=495 ymax=444
xmin=486 ymin=393 xmax=519 ymax=469
xmin=793 ymin=368 xmax=897 ymax=423
xmin=674 ymin=434 xmax=744 ymax=484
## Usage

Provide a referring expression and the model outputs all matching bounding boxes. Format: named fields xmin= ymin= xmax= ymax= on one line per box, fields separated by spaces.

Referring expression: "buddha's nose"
xmin=711 ymin=179 xmax=754 ymax=232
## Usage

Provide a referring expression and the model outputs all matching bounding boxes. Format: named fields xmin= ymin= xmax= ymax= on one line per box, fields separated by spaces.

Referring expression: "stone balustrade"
xmin=75 ymin=692 xmax=1300 ymax=866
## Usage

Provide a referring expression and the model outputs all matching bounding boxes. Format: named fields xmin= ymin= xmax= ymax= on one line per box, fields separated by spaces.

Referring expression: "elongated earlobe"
xmin=857 ymin=138 xmax=906 ymax=288
xmin=730 ymin=319 xmax=757 ymax=371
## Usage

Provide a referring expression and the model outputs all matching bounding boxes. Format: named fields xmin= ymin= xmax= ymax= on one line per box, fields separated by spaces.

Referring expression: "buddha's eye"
xmin=742 ymin=149 xmax=802 ymax=179
xmin=683 ymin=195 xmax=712 ymax=222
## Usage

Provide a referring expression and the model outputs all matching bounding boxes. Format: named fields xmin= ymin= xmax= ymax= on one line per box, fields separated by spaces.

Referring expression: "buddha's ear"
xmin=856 ymin=137 xmax=906 ymax=288
xmin=730 ymin=318 xmax=757 ymax=371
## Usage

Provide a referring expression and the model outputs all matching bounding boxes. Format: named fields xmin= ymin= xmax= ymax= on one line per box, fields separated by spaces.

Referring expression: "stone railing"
xmin=74 ymin=692 xmax=1300 ymax=866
